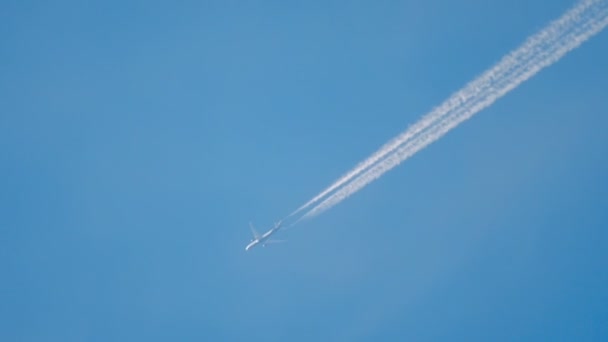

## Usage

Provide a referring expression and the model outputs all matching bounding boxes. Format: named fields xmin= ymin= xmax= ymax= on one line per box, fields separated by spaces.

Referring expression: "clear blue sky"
xmin=2 ymin=0 xmax=608 ymax=340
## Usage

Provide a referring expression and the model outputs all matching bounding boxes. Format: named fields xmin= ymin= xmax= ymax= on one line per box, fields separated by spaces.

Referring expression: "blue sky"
xmin=2 ymin=0 xmax=608 ymax=340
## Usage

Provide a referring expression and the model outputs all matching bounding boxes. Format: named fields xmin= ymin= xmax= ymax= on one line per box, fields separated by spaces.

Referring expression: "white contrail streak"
xmin=289 ymin=0 xmax=606 ymax=218
xmin=299 ymin=0 xmax=608 ymax=220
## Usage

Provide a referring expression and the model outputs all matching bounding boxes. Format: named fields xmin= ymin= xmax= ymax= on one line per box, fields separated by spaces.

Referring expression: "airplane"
xmin=245 ymin=220 xmax=284 ymax=251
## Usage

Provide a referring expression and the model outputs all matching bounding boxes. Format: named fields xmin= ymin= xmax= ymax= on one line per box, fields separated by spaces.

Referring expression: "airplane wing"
xmin=249 ymin=222 xmax=260 ymax=239
xmin=264 ymin=239 xmax=286 ymax=244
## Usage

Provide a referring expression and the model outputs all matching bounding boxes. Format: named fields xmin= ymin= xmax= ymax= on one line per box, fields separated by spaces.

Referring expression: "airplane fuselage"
xmin=245 ymin=225 xmax=281 ymax=251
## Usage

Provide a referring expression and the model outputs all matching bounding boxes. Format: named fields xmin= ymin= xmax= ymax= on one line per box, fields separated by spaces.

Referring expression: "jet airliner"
xmin=245 ymin=220 xmax=284 ymax=251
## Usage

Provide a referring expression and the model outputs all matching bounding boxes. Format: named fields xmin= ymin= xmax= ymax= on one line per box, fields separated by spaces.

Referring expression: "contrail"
xmin=297 ymin=0 xmax=608 ymax=220
xmin=289 ymin=0 xmax=607 ymax=219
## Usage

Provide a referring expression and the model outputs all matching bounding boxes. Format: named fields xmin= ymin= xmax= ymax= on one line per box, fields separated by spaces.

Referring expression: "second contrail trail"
xmin=292 ymin=0 xmax=608 ymax=221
